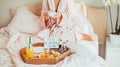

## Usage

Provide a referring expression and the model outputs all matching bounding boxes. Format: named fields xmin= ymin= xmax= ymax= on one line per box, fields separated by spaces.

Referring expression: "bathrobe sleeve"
xmin=64 ymin=0 xmax=78 ymax=18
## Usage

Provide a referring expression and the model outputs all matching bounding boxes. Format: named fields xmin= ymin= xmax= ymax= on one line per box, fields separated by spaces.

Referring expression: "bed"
xmin=0 ymin=2 xmax=107 ymax=67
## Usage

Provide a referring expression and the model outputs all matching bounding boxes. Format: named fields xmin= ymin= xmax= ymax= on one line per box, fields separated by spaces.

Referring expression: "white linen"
xmin=7 ymin=35 xmax=106 ymax=67
xmin=79 ymin=34 xmax=99 ymax=55
xmin=0 ymin=32 xmax=9 ymax=48
xmin=8 ymin=7 xmax=44 ymax=35
xmin=0 ymin=48 xmax=15 ymax=67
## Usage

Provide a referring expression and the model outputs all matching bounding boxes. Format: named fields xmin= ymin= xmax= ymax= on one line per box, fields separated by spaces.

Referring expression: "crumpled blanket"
xmin=0 ymin=48 xmax=15 ymax=67
xmin=0 ymin=31 xmax=9 ymax=48
xmin=6 ymin=33 xmax=107 ymax=67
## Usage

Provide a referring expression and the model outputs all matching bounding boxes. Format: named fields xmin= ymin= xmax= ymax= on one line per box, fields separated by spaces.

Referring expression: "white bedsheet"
xmin=6 ymin=33 xmax=107 ymax=67
xmin=79 ymin=33 xmax=99 ymax=55
xmin=0 ymin=25 xmax=105 ymax=67
xmin=0 ymin=31 xmax=9 ymax=48
xmin=0 ymin=48 xmax=15 ymax=67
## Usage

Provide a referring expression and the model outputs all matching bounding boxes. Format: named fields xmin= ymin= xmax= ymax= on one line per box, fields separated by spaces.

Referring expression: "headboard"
xmin=9 ymin=2 xmax=107 ymax=45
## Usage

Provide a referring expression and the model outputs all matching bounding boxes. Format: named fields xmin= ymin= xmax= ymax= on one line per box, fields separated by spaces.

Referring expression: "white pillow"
xmin=9 ymin=7 xmax=43 ymax=35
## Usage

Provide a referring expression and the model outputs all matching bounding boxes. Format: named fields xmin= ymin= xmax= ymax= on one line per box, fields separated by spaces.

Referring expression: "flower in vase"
xmin=103 ymin=0 xmax=120 ymax=34
xmin=103 ymin=0 xmax=120 ymax=6
xmin=112 ymin=0 xmax=120 ymax=5
xmin=103 ymin=0 xmax=113 ymax=6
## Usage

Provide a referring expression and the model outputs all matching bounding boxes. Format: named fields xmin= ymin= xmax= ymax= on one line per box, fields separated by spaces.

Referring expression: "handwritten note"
xmin=44 ymin=38 xmax=59 ymax=48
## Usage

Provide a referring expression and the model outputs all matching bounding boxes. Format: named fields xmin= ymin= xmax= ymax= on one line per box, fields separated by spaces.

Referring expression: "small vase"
xmin=110 ymin=34 xmax=120 ymax=45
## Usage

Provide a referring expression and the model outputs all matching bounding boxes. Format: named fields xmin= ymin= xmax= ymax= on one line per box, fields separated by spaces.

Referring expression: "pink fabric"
xmin=9 ymin=7 xmax=44 ymax=35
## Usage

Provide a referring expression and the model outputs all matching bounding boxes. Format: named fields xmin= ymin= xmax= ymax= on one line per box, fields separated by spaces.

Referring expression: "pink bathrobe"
xmin=38 ymin=0 xmax=94 ymax=42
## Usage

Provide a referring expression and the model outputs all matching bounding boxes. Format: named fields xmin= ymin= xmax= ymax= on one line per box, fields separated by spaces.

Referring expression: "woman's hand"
xmin=43 ymin=12 xmax=50 ymax=27
xmin=43 ymin=12 xmax=49 ymax=21
xmin=43 ymin=12 xmax=62 ymax=28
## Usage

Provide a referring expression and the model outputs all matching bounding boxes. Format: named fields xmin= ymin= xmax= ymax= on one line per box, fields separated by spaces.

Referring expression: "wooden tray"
xmin=20 ymin=43 xmax=71 ymax=64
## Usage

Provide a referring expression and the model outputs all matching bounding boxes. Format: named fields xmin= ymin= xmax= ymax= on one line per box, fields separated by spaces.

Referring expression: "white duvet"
xmin=0 ymin=22 xmax=107 ymax=67
xmin=0 ymin=25 xmax=107 ymax=67
xmin=5 ymin=31 xmax=106 ymax=67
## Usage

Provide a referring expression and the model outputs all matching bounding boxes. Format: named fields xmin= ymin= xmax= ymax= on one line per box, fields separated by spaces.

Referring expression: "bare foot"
xmin=81 ymin=34 xmax=94 ymax=41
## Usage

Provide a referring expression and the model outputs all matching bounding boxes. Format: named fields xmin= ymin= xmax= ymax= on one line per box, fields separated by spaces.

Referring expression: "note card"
xmin=44 ymin=38 xmax=59 ymax=48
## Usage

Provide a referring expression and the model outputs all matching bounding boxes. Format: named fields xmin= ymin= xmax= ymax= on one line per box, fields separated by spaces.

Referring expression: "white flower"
xmin=103 ymin=0 xmax=120 ymax=6
xmin=112 ymin=0 xmax=120 ymax=5
xmin=58 ymin=38 xmax=69 ymax=45
xmin=103 ymin=0 xmax=113 ymax=6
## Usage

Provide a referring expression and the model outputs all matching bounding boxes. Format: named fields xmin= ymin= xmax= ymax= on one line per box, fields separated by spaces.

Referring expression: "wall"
xmin=0 ymin=0 xmax=120 ymax=36
xmin=75 ymin=0 xmax=105 ymax=7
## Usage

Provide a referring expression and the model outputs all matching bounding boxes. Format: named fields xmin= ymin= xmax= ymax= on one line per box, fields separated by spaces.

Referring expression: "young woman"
xmin=38 ymin=0 xmax=94 ymax=42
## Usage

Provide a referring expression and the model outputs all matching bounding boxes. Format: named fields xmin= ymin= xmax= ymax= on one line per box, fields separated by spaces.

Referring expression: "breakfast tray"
xmin=20 ymin=43 xmax=71 ymax=64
